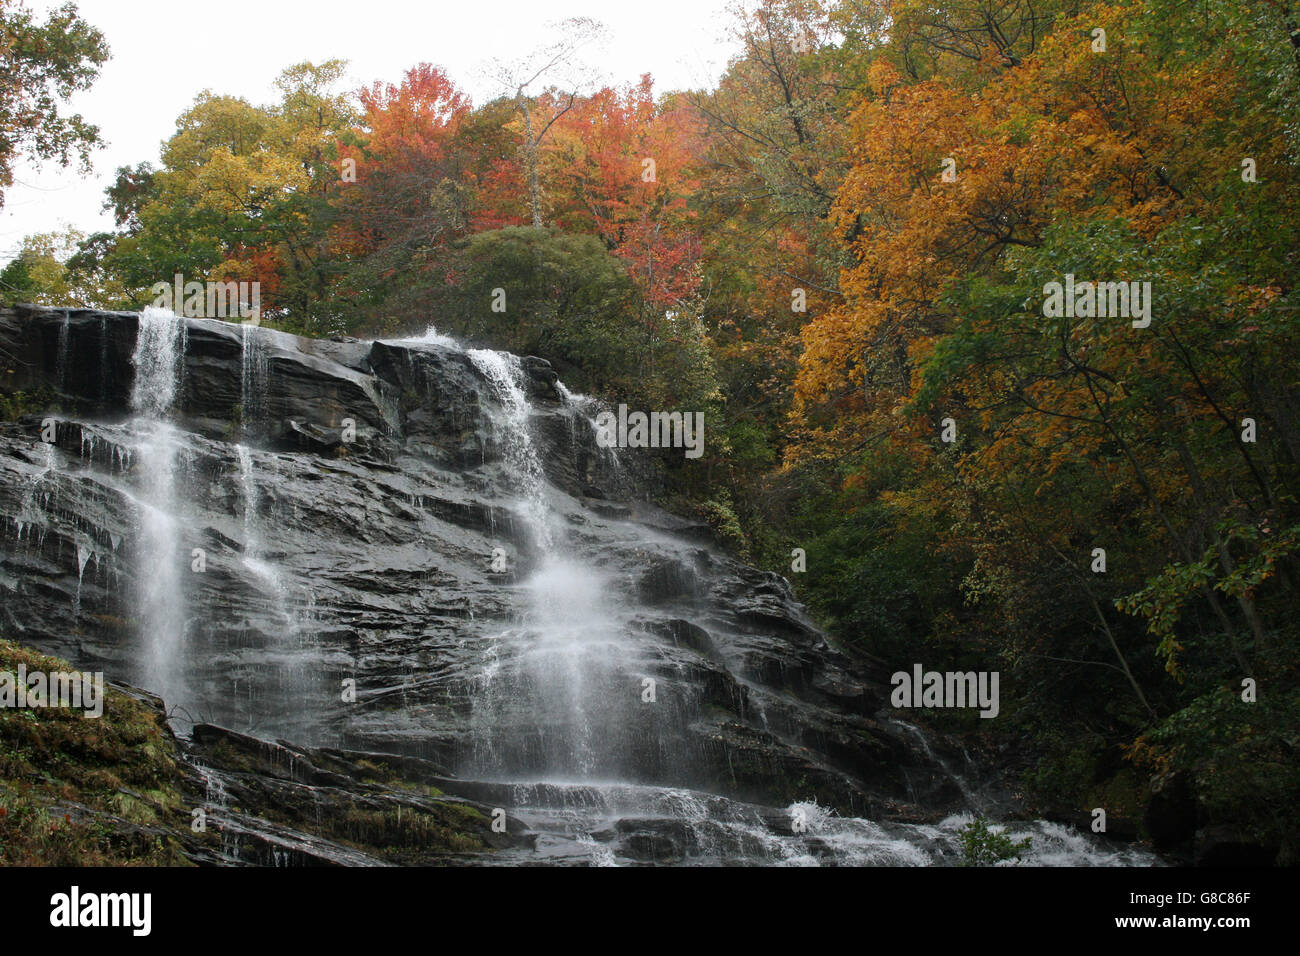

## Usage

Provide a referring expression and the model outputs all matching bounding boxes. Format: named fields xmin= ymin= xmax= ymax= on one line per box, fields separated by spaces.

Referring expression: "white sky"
xmin=0 ymin=0 xmax=743 ymax=262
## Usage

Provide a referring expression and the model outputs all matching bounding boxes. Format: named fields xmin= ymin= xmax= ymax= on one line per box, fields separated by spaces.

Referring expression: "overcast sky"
xmin=0 ymin=0 xmax=743 ymax=262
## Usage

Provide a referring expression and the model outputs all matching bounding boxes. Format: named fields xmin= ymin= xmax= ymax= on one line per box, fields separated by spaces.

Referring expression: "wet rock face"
xmin=0 ymin=305 xmax=963 ymax=832
xmin=181 ymin=723 xmax=531 ymax=865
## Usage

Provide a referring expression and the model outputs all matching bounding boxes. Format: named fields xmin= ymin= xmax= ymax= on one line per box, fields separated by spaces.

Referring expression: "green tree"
xmin=88 ymin=62 xmax=359 ymax=333
xmin=430 ymin=226 xmax=720 ymax=416
xmin=0 ymin=0 xmax=108 ymax=207
xmin=0 ymin=227 xmax=91 ymax=305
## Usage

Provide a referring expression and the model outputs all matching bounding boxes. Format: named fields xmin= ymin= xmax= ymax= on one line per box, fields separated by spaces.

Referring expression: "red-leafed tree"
xmin=453 ymin=97 xmax=530 ymax=231
xmin=332 ymin=64 xmax=474 ymax=327
xmin=542 ymin=76 xmax=705 ymax=317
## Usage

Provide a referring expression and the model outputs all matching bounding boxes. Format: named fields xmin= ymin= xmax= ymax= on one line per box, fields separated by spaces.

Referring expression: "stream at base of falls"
xmin=457 ymin=783 xmax=1155 ymax=867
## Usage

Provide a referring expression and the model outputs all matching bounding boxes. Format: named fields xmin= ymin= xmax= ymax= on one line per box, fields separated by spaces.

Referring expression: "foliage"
xmin=0 ymin=638 xmax=192 ymax=865
xmin=0 ymin=0 xmax=108 ymax=207
xmin=5 ymin=0 xmax=1299 ymax=853
xmin=0 ymin=387 xmax=50 ymax=420
xmin=429 ymin=226 xmax=721 ymax=417
xmin=0 ymin=227 xmax=99 ymax=305
xmin=777 ymin=0 xmax=1300 ymax=846
xmin=958 ymin=816 xmax=1032 ymax=866
xmin=1128 ymin=678 xmax=1300 ymax=862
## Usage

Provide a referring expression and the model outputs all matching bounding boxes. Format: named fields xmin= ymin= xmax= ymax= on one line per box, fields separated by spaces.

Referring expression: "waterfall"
xmin=465 ymin=348 xmax=647 ymax=780
xmin=129 ymin=307 xmax=188 ymax=712
xmin=889 ymin=718 xmax=989 ymax=814
xmin=240 ymin=324 xmax=269 ymax=436
xmin=467 ymin=349 xmax=553 ymax=552
xmin=0 ymin=309 xmax=1166 ymax=867
xmin=131 ymin=308 xmax=184 ymax=416
xmin=236 ymin=444 xmax=298 ymax=638
xmin=555 ymin=381 xmax=623 ymax=479
xmin=73 ymin=542 xmax=92 ymax=619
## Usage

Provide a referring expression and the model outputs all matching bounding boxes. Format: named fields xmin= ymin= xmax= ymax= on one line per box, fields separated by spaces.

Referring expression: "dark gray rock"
xmin=1193 ymin=826 xmax=1278 ymax=867
xmin=1146 ymin=771 xmax=1198 ymax=851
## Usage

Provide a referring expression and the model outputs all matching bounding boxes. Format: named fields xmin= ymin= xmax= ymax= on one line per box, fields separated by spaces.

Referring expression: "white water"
xmin=13 ymin=312 xmax=1155 ymax=866
xmin=240 ymin=324 xmax=270 ymax=432
xmin=445 ymin=336 xmax=1157 ymax=866
xmin=236 ymin=444 xmax=299 ymax=638
xmin=225 ymin=440 xmax=329 ymax=735
xmin=395 ymin=323 xmax=460 ymax=349
xmin=467 ymin=349 xmax=555 ymax=552
xmin=129 ymin=307 xmax=188 ymax=708
xmin=463 ymin=348 xmax=649 ymax=779
xmin=475 ymin=781 xmax=1156 ymax=867
xmin=889 ymin=718 xmax=990 ymax=813
xmin=395 ymin=325 xmax=617 ymax=476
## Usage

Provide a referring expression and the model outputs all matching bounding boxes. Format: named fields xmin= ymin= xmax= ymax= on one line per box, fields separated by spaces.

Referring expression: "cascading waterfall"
xmin=230 ymin=442 xmax=324 ymax=733
xmin=236 ymin=444 xmax=299 ymax=640
xmin=129 ymin=307 xmax=188 ymax=711
xmin=131 ymin=308 xmax=184 ymax=419
xmin=449 ymin=339 xmax=1148 ymax=866
xmin=467 ymin=349 xmax=554 ymax=552
xmin=0 ymin=308 xmax=1165 ymax=867
xmin=9 ymin=439 xmax=55 ymax=548
xmin=464 ymin=348 xmax=648 ymax=780
xmin=555 ymin=381 xmax=623 ymax=482
xmin=889 ymin=718 xmax=989 ymax=814
xmin=441 ymin=335 xmax=970 ymax=861
xmin=72 ymin=542 xmax=92 ymax=619
xmin=240 ymin=324 xmax=269 ymax=435
xmin=236 ymin=326 xmax=315 ymax=701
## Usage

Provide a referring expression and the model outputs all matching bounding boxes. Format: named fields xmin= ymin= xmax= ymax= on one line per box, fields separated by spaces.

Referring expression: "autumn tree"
xmin=685 ymin=0 xmax=867 ymax=557
xmin=489 ymin=16 xmax=608 ymax=227
xmin=542 ymin=77 xmax=705 ymax=315
xmin=332 ymin=64 xmax=473 ymax=329
xmin=790 ymin=0 xmax=1300 ymax=851
xmin=86 ymin=62 xmax=358 ymax=333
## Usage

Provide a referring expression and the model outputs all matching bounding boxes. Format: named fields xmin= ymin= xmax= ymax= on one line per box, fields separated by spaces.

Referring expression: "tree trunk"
xmin=517 ymin=93 xmax=543 ymax=228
